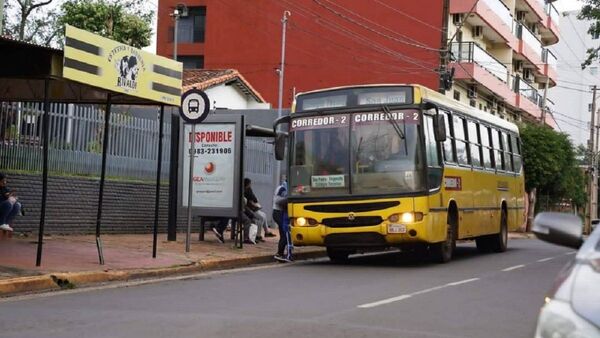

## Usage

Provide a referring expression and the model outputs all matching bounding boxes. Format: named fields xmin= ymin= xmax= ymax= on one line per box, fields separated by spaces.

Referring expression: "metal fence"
xmin=0 ymin=102 xmax=171 ymax=180
xmin=1 ymin=102 xmax=277 ymax=190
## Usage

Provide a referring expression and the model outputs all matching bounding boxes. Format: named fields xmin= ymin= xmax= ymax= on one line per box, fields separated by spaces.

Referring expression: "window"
xmin=492 ymin=128 xmax=504 ymax=170
xmin=424 ymin=115 xmax=443 ymax=189
xmin=501 ymin=132 xmax=513 ymax=172
xmin=442 ymin=111 xmax=456 ymax=163
xmin=171 ymin=6 xmax=206 ymax=43
xmin=177 ymin=56 xmax=204 ymax=69
xmin=453 ymin=115 xmax=469 ymax=165
xmin=467 ymin=120 xmax=482 ymax=167
xmin=453 ymin=90 xmax=460 ymax=101
xmin=511 ymin=134 xmax=522 ymax=173
xmin=469 ymin=99 xmax=476 ymax=107
xmin=480 ymin=125 xmax=493 ymax=169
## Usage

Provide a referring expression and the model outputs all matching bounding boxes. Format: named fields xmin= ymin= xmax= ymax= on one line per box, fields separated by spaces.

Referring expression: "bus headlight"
xmin=294 ymin=217 xmax=318 ymax=227
xmin=399 ymin=212 xmax=423 ymax=223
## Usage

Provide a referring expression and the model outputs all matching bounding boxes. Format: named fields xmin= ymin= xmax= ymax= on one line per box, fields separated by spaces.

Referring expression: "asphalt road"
xmin=0 ymin=239 xmax=574 ymax=338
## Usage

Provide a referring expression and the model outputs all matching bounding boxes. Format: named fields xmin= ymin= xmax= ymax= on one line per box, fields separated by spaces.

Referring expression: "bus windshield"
xmin=289 ymin=109 xmax=425 ymax=197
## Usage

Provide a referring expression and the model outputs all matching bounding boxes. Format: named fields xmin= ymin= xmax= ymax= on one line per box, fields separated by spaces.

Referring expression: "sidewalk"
xmin=0 ymin=230 xmax=325 ymax=296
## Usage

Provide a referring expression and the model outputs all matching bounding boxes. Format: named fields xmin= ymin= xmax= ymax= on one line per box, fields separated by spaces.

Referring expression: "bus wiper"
xmin=382 ymin=105 xmax=405 ymax=140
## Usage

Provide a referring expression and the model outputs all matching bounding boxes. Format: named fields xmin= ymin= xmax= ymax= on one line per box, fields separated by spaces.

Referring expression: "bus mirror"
xmin=434 ymin=115 xmax=447 ymax=142
xmin=275 ymin=134 xmax=287 ymax=161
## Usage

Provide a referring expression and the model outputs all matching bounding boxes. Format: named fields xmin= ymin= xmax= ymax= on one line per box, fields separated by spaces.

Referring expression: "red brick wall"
xmin=157 ymin=0 xmax=445 ymax=106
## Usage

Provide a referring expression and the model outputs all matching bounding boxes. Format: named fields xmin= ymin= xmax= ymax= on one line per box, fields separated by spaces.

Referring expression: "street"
xmin=0 ymin=239 xmax=574 ymax=338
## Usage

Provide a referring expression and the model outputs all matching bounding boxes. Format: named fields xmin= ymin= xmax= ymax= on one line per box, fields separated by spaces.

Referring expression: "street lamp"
xmin=167 ymin=3 xmax=188 ymax=243
xmin=170 ymin=3 xmax=189 ymax=61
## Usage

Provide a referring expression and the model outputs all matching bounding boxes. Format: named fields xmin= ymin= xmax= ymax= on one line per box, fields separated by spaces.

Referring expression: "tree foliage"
xmin=579 ymin=0 xmax=600 ymax=68
xmin=56 ymin=0 xmax=153 ymax=48
xmin=520 ymin=123 xmax=586 ymax=207
xmin=3 ymin=0 xmax=58 ymax=45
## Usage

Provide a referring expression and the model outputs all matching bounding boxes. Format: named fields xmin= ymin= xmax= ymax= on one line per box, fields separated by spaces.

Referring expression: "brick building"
xmin=156 ymin=0 xmax=560 ymax=127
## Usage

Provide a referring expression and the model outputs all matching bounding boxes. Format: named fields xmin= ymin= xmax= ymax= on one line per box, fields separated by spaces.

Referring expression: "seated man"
xmin=0 ymin=173 xmax=22 ymax=232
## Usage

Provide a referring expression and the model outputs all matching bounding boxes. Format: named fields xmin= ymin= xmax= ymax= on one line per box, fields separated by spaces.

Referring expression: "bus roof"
xmin=295 ymin=84 xmax=519 ymax=134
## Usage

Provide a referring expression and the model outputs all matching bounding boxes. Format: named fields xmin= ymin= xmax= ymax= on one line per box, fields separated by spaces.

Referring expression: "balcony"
xmin=451 ymin=42 xmax=517 ymax=107
xmin=541 ymin=48 xmax=558 ymax=85
xmin=450 ymin=0 xmax=517 ymax=48
xmin=515 ymin=76 xmax=543 ymax=119
xmin=517 ymin=0 xmax=559 ymax=44
xmin=515 ymin=23 xmax=545 ymax=73
xmin=543 ymin=2 xmax=560 ymax=43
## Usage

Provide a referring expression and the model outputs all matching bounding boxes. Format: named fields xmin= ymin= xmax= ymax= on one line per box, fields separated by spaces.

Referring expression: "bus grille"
xmin=324 ymin=233 xmax=386 ymax=247
xmin=322 ymin=216 xmax=383 ymax=228
xmin=304 ymin=201 xmax=399 ymax=213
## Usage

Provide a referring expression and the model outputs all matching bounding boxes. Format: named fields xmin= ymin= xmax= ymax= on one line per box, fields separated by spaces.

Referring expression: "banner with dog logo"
xmin=63 ymin=25 xmax=182 ymax=106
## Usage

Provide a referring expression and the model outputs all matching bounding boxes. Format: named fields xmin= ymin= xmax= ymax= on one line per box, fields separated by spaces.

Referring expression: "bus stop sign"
xmin=180 ymin=89 xmax=210 ymax=124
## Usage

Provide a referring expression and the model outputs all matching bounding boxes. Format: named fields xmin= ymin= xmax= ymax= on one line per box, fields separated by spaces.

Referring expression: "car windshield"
xmin=289 ymin=109 xmax=425 ymax=197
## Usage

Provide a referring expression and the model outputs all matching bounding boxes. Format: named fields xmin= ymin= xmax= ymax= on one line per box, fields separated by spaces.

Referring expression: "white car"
xmin=532 ymin=212 xmax=600 ymax=337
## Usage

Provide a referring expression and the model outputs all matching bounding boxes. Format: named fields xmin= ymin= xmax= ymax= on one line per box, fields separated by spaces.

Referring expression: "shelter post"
xmin=95 ymin=94 xmax=112 ymax=265
xmin=35 ymin=78 xmax=51 ymax=267
xmin=153 ymin=105 xmax=165 ymax=258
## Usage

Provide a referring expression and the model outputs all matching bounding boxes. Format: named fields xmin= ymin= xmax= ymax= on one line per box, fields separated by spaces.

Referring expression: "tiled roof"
xmin=182 ymin=69 xmax=266 ymax=103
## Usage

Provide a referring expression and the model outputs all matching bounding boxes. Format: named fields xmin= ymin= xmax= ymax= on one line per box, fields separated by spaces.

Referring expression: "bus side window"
xmin=425 ymin=115 xmax=443 ymax=189
xmin=453 ymin=115 xmax=469 ymax=166
xmin=492 ymin=128 xmax=504 ymax=170
xmin=480 ymin=125 xmax=493 ymax=170
xmin=511 ymin=134 xmax=522 ymax=173
xmin=441 ymin=111 xmax=456 ymax=163
xmin=501 ymin=131 xmax=513 ymax=172
xmin=467 ymin=120 xmax=482 ymax=168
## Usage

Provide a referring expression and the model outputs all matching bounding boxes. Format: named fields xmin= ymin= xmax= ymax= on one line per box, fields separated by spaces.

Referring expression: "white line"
xmin=358 ymin=295 xmax=412 ymax=308
xmin=537 ymin=257 xmax=553 ymax=263
xmin=502 ymin=264 xmax=525 ymax=272
xmin=565 ymin=251 xmax=576 ymax=256
xmin=446 ymin=278 xmax=480 ymax=286
xmin=357 ymin=277 xmax=479 ymax=309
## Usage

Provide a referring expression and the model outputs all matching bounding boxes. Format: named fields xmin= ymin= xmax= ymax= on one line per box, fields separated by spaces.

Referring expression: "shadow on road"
xmin=307 ymin=242 xmax=522 ymax=268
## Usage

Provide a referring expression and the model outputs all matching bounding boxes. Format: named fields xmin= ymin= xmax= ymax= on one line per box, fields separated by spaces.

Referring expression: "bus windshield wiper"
xmin=382 ymin=105 xmax=405 ymax=140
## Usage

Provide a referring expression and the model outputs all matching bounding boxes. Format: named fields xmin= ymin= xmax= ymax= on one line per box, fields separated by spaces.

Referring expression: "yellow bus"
xmin=274 ymin=84 xmax=525 ymax=263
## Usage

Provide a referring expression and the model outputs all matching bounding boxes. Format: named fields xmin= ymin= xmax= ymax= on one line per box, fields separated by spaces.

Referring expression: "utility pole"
xmin=274 ymin=10 xmax=290 ymax=187
xmin=167 ymin=5 xmax=187 ymax=241
xmin=586 ymin=85 xmax=598 ymax=235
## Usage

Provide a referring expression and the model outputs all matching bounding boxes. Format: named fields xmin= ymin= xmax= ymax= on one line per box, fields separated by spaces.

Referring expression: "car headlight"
xmin=535 ymin=299 xmax=600 ymax=338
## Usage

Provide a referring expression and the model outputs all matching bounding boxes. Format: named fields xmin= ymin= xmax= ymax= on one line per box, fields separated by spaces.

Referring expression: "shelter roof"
xmin=0 ymin=36 xmax=178 ymax=106
xmin=183 ymin=69 xmax=265 ymax=103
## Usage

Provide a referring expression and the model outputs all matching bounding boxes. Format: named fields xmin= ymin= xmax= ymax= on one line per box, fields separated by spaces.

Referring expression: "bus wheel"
xmin=430 ymin=221 xmax=456 ymax=263
xmin=476 ymin=209 xmax=508 ymax=253
xmin=327 ymin=248 xmax=352 ymax=263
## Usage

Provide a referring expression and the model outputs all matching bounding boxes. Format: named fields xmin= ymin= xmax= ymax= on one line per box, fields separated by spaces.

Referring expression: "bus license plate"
xmin=388 ymin=224 xmax=407 ymax=234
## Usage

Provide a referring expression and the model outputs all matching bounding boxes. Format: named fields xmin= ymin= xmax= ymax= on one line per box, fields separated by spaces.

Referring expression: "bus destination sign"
xmin=290 ymin=114 xmax=349 ymax=131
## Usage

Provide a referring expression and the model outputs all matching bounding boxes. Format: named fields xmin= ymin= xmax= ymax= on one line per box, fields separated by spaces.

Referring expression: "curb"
xmin=0 ymin=250 xmax=326 ymax=297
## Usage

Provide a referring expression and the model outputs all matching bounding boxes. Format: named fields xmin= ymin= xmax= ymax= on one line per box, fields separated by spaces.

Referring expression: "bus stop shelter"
xmin=0 ymin=26 xmax=183 ymax=266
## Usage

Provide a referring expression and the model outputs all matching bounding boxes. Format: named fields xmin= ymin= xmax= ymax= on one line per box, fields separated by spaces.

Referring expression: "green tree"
xmin=520 ymin=123 xmax=586 ymax=211
xmin=3 ymin=0 xmax=59 ymax=44
xmin=56 ymin=0 xmax=153 ymax=48
xmin=578 ymin=1 xmax=600 ymax=68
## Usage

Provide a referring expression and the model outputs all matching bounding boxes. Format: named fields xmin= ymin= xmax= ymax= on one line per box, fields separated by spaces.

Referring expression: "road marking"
xmin=537 ymin=257 xmax=553 ymax=262
xmin=502 ymin=264 xmax=525 ymax=272
xmin=446 ymin=278 xmax=480 ymax=286
xmin=357 ymin=277 xmax=479 ymax=309
xmin=565 ymin=251 xmax=576 ymax=255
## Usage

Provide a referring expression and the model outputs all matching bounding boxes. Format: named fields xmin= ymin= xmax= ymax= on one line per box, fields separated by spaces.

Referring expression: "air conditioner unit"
xmin=472 ymin=26 xmax=483 ymax=38
xmin=530 ymin=24 xmax=539 ymax=34
xmin=516 ymin=11 xmax=527 ymax=22
xmin=513 ymin=60 xmax=523 ymax=72
xmin=497 ymin=102 xmax=505 ymax=113
xmin=467 ymin=84 xmax=478 ymax=99
xmin=452 ymin=14 xmax=464 ymax=25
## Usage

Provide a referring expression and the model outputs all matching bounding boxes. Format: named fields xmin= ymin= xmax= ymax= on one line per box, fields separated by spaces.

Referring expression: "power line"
xmin=313 ymin=0 xmax=442 ymax=52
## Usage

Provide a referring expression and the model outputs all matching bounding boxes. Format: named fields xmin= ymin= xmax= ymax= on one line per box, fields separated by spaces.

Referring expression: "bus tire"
xmin=476 ymin=208 xmax=508 ymax=253
xmin=430 ymin=212 xmax=457 ymax=264
xmin=327 ymin=248 xmax=352 ymax=263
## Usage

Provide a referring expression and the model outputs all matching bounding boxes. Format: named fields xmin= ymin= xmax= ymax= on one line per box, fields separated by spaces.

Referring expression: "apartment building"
xmin=156 ymin=0 xmax=560 ymax=128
